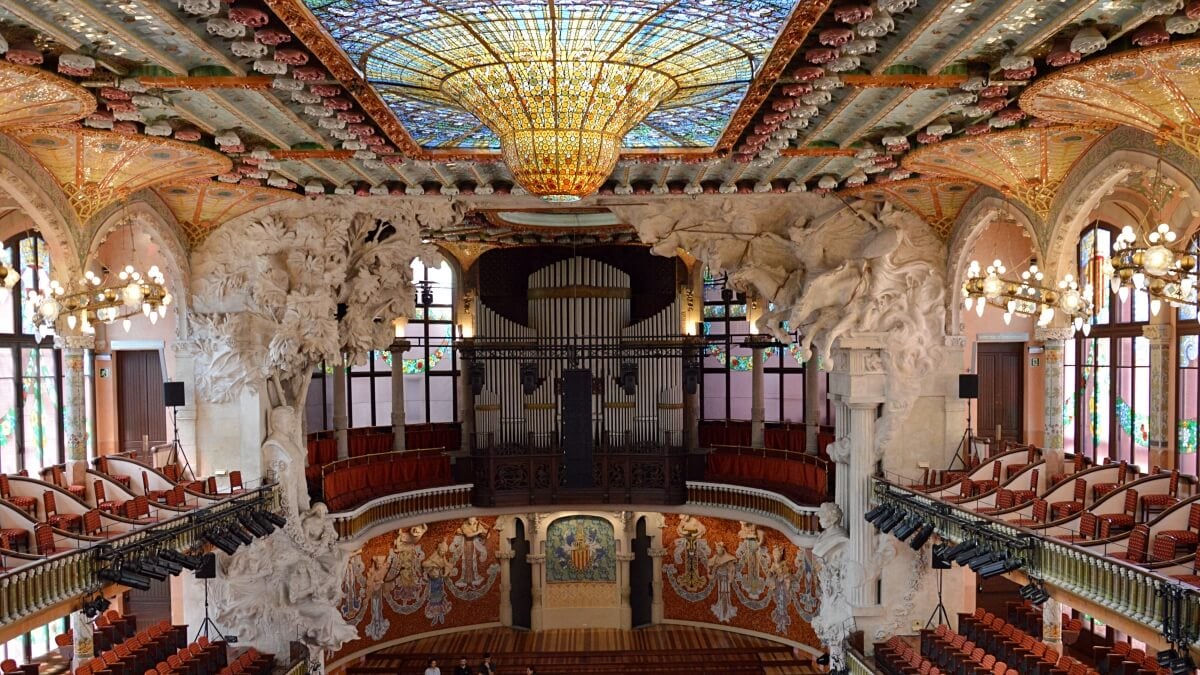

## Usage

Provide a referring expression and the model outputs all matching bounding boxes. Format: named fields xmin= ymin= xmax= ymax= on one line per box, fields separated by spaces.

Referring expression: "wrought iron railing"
xmin=874 ymin=478 xmax=1200 ymax=646
xmin=0 ymin=485 xmax=278 ymax=627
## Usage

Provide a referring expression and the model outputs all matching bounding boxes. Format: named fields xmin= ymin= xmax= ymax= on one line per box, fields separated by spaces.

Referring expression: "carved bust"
xmin=813 ymin=502 xmax=849 ymax=561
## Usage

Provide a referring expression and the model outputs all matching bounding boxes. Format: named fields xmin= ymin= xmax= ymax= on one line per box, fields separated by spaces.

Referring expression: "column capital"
xmin=616 ymin=552 xmax=636 ymax=562
xmin=648 ymin=547 xmax=668 ymax=558
xmin=1035 ymin=326 xmax=1075 ymax=343
xmin=54 ymin=333 xmax=96 ymax=350
xmin=526 ymin=554 xmax=546 ymax=564
xmin=943 ymin=335 xmax=967 ymax=349
xmin=497 ymin=550 xmax=516 ymax=561
xmin=1142 ymin=324 xmax=1173 ymax=343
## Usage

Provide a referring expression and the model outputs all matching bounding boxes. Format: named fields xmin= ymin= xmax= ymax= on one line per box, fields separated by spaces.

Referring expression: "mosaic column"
xmin=390 ymin=339 xmax=411 ymax=452
xmin=828 ymin=335 xmax=887 ymax=609
xmin=1042 ymin=598 xmax=1063 ymax=653
xmin=649 ymin=546 xmax=667 ymax=623
xmin=748 ymin=336 xmax=771 ymax=448
xmin=805 ymin=356 xmax=821 ymax=455
xmin=1143 ymin=323 xmax=1173 ymax=470
xmin=1036 ymin=326 xmax=1075 ymax=480
xmin=617 ymin=551 xmax=635 ymax=629
xmin=56 ymin=334 xmax=93 ymax=486
xmin=527 ymin=553 xmax=545 ymax=631
xmin=458 ymin=348 xmax=476 ymax=454
xmin=332 ymin=355 xmax=348 ymax=460
xmin=71 ymin=609 xmax=94 ymax=671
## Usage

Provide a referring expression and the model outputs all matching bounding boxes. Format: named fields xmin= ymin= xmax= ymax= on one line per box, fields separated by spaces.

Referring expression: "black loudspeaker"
xmin=561 ymin=369 xmax=593 ymax=488
xmin=195 ymin=552 xmax=217 ymax=579
xmin=958 ymin=374 xmax=979 ymax=400
xmin=164 ymin=381 xmax=186 ymax=407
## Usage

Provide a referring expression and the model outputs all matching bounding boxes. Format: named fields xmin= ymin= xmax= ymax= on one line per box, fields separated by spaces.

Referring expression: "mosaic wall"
xmin=662 ymin=514 xmax=821 ymax=647
xmin=337 ymin=516 xmax=501 ymax=655
xmin=545 ymin=516 xmax=616 ymax=583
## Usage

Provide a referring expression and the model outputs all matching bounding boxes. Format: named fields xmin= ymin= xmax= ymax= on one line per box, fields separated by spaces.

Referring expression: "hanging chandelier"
xmin=29 ymin=265 xmax=171 ymax=338
xmin=962 ymin=260 xmax=1093 ymax=333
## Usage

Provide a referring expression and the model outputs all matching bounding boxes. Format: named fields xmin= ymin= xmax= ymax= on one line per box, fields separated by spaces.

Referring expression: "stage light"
xmin=204 ymin=529 xmax=239 ymax=555
xmin=160 ymin=550 xmax=203 ymax=571
xmin=132 ymin=560 xmax=168 ymax=581
xmin=1169 ymin=655 xmax=1195 ymax=675
xmin=238 ymin=512 xmax=269 ymax=538
xmin=910 ymin=523 xmax=936 ymax=550
xmin=816 ymin=654 xmax=830 ymax=666
xmin=260 ymin=510 xmax=287 ymax=528
xmin=965 ymin=550 xmax=998 ymax=571
xmin=878 ymin=509 xmax=907 ymax=534
xmin=154 ymin=555 xmax=183 ymax=575
xmin=864 ymin=503 xmax=889 ymax=523
xmin=978 ymin=556 xmax=1023 ymax=579
xmin=618 ymin=362 xmax=638 ymax=395
xmin=952 ymin=542 xmax=981 ymax=565
xmin=892 ymin=516 xmax=921 ymax=542
xmin=931 ymin=543 xmax=953 ymax=569
xmin=1019 ymin=581 xmax=1048 ymax=605
xmin=1158 ymin=650 xmax=1178 ymax=667
xmin=520 ymin=362 xmax=540 ymax=396
xmin=99 ymin=567 xmax=152 ymax=591
xmin=249 ymin=510 xmax=278 ymax=534
xmin=941 ymin=540 xmax=974 ymax=560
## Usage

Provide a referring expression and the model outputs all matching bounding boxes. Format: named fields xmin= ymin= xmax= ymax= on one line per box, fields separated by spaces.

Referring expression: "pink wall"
xmin=959 ymin=218 xmax=1046 ymax=446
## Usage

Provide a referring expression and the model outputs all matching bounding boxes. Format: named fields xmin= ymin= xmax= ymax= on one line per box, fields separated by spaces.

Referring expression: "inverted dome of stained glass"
xmin=304 ymin=0 xmax=794 ymax=199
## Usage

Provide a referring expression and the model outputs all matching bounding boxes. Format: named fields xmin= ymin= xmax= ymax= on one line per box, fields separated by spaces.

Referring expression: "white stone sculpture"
xmin=810 ymin=502 xmax=856 ymax=671
xmin=263 ymin=405 xmax=309 ymax=518
xmin=213 ymin=503 xmax=356 ymax=669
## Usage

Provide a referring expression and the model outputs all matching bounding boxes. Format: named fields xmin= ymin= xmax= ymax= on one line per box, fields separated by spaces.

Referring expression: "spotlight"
xmin=260 ymin=510 xmax=287 ymax=528
xmin=878 ymin=509 xmax=907 ymax=534
xmin=1019 ymin=581 xmax=1049 ymax=605
xmin=978 ymin=555 xmax=1023 ymax=579
xmin=238 ymin=512 xmax=269 ymax=538
xmin=519 ymin=362 xmax=540 ymax=396
xmin=1158 ymin=650 xmax=1178 ymax=667
xmin=892 ymin=516 xmax=921 ymax=542
xmin=204 ymin=529 xmax=239 ymax=555
xmin=154 ymin=555 xmax=183 ymax=575
xmin=225 ymin=523 xmax=253 ymax=546
xmin=965 ymin=549 xmax=997 ymax=571
xmin=909 ymin=523 xmax=936 ymax=550
xmin=132 ymin=560 xmax=168 ymax=581
xmin=865 ymin=503 xmax=892 ymax=525
xmin=941 ymin=540 xmax=974 ymax=561
xmin=1169 ymin=655 xmax=1195 ymax=675
xmin=98 ymin=567 xmax=152 ymax=591
xmin=618 ymin=362 xmax=638 ymax=395
xmin=249 ymin=510 xmax=278 ymax=533
xmin=951 ymin=542 xmax=981 ymax=565
xmin=931 ymin=543 xmax=954 ymax=569
xmin=160 ymin=550 xmax=203 ymax=571
xmin=816 ymin=654 xmax=830 ymax=666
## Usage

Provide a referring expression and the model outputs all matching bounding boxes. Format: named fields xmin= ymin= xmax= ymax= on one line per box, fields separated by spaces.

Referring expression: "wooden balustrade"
xmin=327 ymin=484 xmax=475 ymax=540
xmin=686 ymin=482 xmax=821 ymax=538
xmin=845 ymin=648 xmax=875 ymax=675
xmin=875 ymin=478 xmax=1200 ymax=643
xmin=0 ymin=485 xmax=277 ymax=627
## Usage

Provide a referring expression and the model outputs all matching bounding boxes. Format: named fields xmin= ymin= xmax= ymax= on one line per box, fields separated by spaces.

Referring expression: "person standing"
xmin=453 ymin=658 xmax=472 ymax=675
xmin=424 ymin=659 xmax=441 ymax=675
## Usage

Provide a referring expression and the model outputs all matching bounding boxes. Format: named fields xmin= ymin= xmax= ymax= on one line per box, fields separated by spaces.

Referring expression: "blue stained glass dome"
xmin=303 ymin=0 xmax=798 ymax=150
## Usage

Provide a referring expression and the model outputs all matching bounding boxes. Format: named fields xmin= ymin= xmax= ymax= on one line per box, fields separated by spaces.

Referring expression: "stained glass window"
xmin=1176 ymin=235 xmax=1200 ymax=477
xmin=303 ymin=0 xmax=796 ymax=149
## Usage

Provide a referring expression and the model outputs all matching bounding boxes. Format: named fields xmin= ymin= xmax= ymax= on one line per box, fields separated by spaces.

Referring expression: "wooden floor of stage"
xmin=344 ymin=625 xmax=820 ymax=675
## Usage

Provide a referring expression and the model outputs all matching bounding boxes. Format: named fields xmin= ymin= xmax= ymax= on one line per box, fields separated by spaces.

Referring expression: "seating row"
xmin=322 ymin=455 xmax=453 ymax=511
xmin=957 ymin=607 xmax=1095 ymax=675
xmin=703 ymin=452 xmax=829 ymax=505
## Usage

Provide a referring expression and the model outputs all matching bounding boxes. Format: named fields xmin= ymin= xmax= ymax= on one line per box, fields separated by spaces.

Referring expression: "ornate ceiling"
xmin=0 ymin=60 xmax=94 ymax=129
xmin=0 ymin=0 xmax=1193 ymax=242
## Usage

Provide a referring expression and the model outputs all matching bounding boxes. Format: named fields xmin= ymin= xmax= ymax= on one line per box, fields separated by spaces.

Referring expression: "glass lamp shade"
xmin=981 ymin=273 xmax=1004 ymax=298
xmin=1142 ymin=245 xmax=1174 ymax=277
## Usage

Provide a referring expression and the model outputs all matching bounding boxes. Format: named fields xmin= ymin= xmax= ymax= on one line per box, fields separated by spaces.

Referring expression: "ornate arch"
xmin=1043 ymin=127 xmax=1200 ymax=283
xmin=0 ymin=133 xmax=81 ymax=278
xmin=944 ymin=186 xmax=1042 ymax=333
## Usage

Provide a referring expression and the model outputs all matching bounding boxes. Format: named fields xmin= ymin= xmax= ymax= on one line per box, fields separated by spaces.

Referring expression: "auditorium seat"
xmin=1171 ymin=549 xmax=1200 ymax=586
xmin=1056 ymin=511 xmax=1099 ymax=543
xmin=1050 ymin=478 xmax=1088 ymax=520
xmin=1091 ymin=461 xmax=1128 ymax=501
xmin=1012 ymin=469 xmax=1039 ymax=505
xmin=96 ymin=457 xmax=132 ymax=489
xmin=1098 ymin=490 xmax=1139 ymax=537
xmin=974 ymin=462 xmax=1003 ymax=494
xmin=1140 ymin=470 xmax=1180 ymax=521
xmin=1154 ymin=503 xmax=1200 ymax=560
xmin=1107 ymin=525 xmax=1149 ymax=564
xmin=979 ymin=489 xmax=1014 ymax=515
xmin=0 ymin=474 xmax=38 ymax=518
xmin=94 ymin=480 xmax=121 ymax=514
xmin=43 ymin=491 xmax=82 ymax=532
xmin=1007 ymin=498 xmax=1047 ymax=528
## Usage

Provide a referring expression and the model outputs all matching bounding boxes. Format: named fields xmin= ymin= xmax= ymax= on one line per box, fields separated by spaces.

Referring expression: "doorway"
xmin=116 ymin=350 xmax=166 ymax=455
xmin=630 ymin=517 xmax=654 ymax=627
xmin=509 ymin=518 xmax=532 ymax=630
xmin=976 ymin=342 xmax=1024 ymax=442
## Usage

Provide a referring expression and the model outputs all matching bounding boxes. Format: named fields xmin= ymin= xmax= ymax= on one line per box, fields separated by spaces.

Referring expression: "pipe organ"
xmin=472 ymin=255 xmax=684 ymax=449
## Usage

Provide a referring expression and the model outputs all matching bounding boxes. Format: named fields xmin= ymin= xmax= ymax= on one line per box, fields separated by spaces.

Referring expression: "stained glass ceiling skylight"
xmin=303 ymin=0 xmax=797 ymax=150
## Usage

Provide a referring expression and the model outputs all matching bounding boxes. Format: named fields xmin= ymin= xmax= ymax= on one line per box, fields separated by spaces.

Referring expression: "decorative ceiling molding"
xmin=154 ymin=182 xmax=303 ymax=247
xmin=1020 ymin=40 xmax=1200 ymax=163
xmin=0 ymin=61 xmax=96 ymax=129
xmin=900 ymin=125 xmax=1109 ymax=220
xmin=7 ymin=127 xmax=232 ymax=224
xmin=843 ymin=178 xmax=979 ymax=241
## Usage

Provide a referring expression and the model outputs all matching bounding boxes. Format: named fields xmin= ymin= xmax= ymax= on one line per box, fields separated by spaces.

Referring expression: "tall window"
xmin=0 ymin=232 xmax=90 ymax=474
xmin=306 ymin=259 xmax=458 ymax=431
xmin=1176 ymin=235 xmax=1200 ymax=477
xmin=698 ymin=268 xmax=829 ymax=425
xmin=1070 ymin=224 xmax=1151 ymax=469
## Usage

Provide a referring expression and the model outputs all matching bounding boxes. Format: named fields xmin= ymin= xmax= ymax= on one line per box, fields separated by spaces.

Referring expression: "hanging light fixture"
xmin=28 ymin=265 xmax=170 ymax=338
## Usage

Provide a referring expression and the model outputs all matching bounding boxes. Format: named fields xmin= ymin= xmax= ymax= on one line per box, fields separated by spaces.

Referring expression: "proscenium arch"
xmin=0 ymin=133 xmax=82 ymax=280
xmin=944 ymin=186 xmax=1044 ymax=334
xmin=1043 ymin=128 xmax=1200 ymax=285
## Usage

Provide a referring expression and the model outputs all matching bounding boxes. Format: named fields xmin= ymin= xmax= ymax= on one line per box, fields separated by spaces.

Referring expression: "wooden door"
xmin=976 ymin=343 xmax=1024 ymax=442
xmin=630 ymin=516 xmax=654 ymax=628
xmin=509 ymin=518 xmax=532 ymax=630
xmin=116 ymin=350 xmax=166 ymax=454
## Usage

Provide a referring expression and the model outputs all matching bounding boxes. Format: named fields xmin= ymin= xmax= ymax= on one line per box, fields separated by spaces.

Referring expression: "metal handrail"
xmin=319 ymin=447 xmax=446 ymax=477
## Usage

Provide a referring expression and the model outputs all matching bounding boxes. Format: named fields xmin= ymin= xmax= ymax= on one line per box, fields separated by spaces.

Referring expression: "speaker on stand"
xmin=951 ymin=374 xmax=979 ymax=470
xmin=163 ymin=382 xmax=195 ymax=481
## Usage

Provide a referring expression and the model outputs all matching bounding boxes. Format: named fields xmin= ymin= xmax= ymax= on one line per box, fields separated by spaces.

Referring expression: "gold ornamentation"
xmin=7 ymin=127 xmax=231 ymax=224
xmin=1019 ymin=40 xmax=1200 ymax=162
xmin=842 ymin=178 xmax=978 ymax=240
xmin=0 ymin=61 xmax=96 ymax=129
xmin=154 ymin=182 xmax=301 ymax=247
xmin=900 ymin=126 xmax=1109 ymax=219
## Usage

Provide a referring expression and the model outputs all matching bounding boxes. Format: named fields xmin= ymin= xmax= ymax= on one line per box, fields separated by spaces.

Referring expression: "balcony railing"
xmin=874 ymin=478 xmax=1200 ymax=646
xmin=328 ymin=484 xmax=474 ymax=540
xmin=686 ymin=482 xmax=821 ymax=538
xmin=0 ymin=485 xmax=277 ymax=627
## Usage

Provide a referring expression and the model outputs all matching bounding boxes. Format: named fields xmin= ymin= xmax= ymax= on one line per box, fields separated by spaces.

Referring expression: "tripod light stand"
xmin=950 ymin=374 xmax=978 ymax=470
xmin=164 ymin=382 xmax=195 ymax=481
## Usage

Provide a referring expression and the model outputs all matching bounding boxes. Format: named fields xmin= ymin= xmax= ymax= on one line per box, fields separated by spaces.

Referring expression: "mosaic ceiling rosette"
xmin=1019 ymin=41 xmax=1200 ymax=162
xmin=8 ymin=127 xmax=232 ymax=223
xmin=154 ymin=182 xmax=302 ymax=247
xmin=0 ymin=61 xmax=96 ymax=129
xmin=842 ymin=178 xmax=977 ymax=240
xmin=900 ymin=126 xmax=1108 ymax=220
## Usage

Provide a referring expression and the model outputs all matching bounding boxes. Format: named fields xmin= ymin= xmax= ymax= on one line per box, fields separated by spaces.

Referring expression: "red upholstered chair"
xmin=82 ymin=508 xmax=103 ymax=537
xmin=94 ymin=480 xmax=119 ymax=513
xmin=1008 ymin=498 xmax=1048 ymax=527
xmin=1141 ymin=470 xmax=1181 ymax=520
xmin=1012 ymin=469 xmax=1039 ymax=505
xmin=974 ymin=462 xmax=1002 ymax=494
xmin=952 ymin=478 xmax=975 ymax=503
xmin=1154 ymin=502 xmax=1200 ymax=560
xmin=1172 ymin=549 xmax=1200 ymax=586
xmin=34 ymin=522 xmax=56 ymax=555
xmin=164 ymin=485 xmax=193 ymax=509
xmin=1050 ymin=478 xmax=1088 ymax=520
xmin=1006 ymin=446 xmax=1037 ymax=479
xmin=0 ymin=473 xmax=38 ymax=517
xmin=0 ymin=524 xmax=27 ymax=553
xmin=43 ymin=491 xmax=82 ymax=532
xmin=51 ymin=465 xmax=86 ymax=501
xmin=142 ymin=472 xmax=169 ymax=503
xmin=1109 ymin=524 xmax=1150 ymax=564
xmin=1099 ymin=489 xmax=1140 ymax=537
xmin=228 ymin=471 xmax=244 ymax=494
xmin=979 ymin=489 xmax=1014 ymax=515
xmin=96 ymin=456 xmax=131 ymax=489
xmin=1092 ymin=460 xmax=1128 ymax=500
xmin=1056 ymin=511 xmax=1099 ymax=543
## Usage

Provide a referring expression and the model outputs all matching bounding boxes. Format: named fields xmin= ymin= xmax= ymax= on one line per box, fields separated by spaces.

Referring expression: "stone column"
xmin=497 ymin=549 xmax=515 ymax=626
xmin=649 ymin=546 xmax=667 ymax=624
xmin=748 ymin=336 xmax=769 ymax=448
xmin=390 ymin=339 xmax=411 ymax=452
xmin=56 ymin=334 xmax=94 ymax=485
xmin=527 ymin=553 xmax=545 ymax=631
xmin=332 ymin=354 xmax=349 ymax=460
xmin=805 ymin=356 xmax=821 ymax=455
xmin=1036 ymin=326 xmax=1075 ymax=480
xmin=617 ymin=551 xmax=635 ymax=629
xmin=828 ymin=334 xmax=888 ymax=610
xmin=71 ymin=609 xmax=94 ymax=671
xmin=1042 ymin=598 xmax=1063 ymax=653
xmin=1142 ymin=323 xmax=1173 ymax=470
